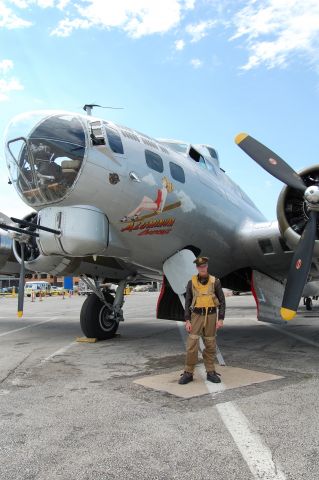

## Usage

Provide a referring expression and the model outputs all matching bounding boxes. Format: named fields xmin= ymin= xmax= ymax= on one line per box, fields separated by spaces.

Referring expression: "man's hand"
xmin=216 ymin=320 xmax=224 ymax=330
xmin=185 ymin=320 xmax=192 ymax=333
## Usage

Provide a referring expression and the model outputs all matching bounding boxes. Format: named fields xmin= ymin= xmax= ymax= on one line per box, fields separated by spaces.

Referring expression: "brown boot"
xmin=178 ymin=371 xmax=193 ymax=385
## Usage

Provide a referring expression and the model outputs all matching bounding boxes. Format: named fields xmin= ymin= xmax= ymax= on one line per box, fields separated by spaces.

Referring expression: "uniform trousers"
xmin=184 ymin=312 xmax=217 ymax=373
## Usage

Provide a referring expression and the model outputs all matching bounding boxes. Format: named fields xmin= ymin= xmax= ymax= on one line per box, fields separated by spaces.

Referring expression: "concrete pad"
xmin=134 ymin=366 xmax=283 ymax=398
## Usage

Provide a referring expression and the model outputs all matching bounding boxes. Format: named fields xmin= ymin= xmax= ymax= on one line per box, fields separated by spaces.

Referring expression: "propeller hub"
xmin=305 ymin=185 xmax=319 ymax=208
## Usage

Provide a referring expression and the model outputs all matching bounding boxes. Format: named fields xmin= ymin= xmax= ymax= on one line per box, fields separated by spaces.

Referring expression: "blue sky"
xmin=1 ymin=0 xmax=319 ymax=220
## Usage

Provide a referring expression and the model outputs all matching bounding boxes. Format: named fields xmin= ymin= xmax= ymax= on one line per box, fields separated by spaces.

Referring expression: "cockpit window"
xmin=5 ymin=114 xmax=86 ymax=206
xmin=199 ymin=157 xmax=206 ymax=169
xmin=104 ymin=125 xmax=124 ymax=154
xmin=206 ymin=147 xmax=218 ymax=160
xmin=30 ymin=115 xmax=85 ymax=145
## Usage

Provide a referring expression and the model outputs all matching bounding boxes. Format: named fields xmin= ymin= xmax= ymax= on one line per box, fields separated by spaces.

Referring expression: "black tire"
xmin=80 ymin=292 xmax=119 ymax=340
xmin=306 ymin=297 xmax=313 ymax=311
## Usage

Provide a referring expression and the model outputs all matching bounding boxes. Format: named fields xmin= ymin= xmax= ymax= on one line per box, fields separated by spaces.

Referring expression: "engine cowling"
xmin=12 ymin=212 xmax=80 ymax=275
xmin=277 ymin=165 xmax=319 ymax=255
xmin=0 ymin=231 xmax=15 ymax=272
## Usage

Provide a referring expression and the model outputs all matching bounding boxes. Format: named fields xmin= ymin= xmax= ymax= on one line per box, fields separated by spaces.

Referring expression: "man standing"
xmin=179 ymin=256 xmax=226 ymax=385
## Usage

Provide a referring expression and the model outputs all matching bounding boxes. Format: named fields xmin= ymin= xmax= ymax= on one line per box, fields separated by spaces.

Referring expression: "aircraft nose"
xmin=4 ymin=111 xmax=87 ymax=206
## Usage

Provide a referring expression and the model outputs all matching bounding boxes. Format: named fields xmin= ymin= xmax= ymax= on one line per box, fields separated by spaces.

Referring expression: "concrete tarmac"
xmin=0 ymin=292 xmax=319 ymax=479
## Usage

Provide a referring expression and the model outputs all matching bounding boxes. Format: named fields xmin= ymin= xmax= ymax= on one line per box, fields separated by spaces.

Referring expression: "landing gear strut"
xmin=303 ymin=297 xmax=313 ymax=311
xmin=80 ymin=277 xmax=128 ymax=340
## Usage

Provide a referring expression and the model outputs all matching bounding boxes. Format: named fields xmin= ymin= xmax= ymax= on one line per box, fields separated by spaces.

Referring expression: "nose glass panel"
xmin=5 ymin=113 xmax=87 ymax=206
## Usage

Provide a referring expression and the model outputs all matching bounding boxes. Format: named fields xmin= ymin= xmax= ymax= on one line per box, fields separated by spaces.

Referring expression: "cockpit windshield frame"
xmin=5 ymin=113 xmax=87 ymax=207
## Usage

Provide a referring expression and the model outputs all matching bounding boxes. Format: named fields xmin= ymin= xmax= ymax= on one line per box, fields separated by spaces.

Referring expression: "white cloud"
xmin=51 ymin=17 xmax=90 ymax=36
xmin=190 ymin=58 xmax=203 ymax=68
xmin=0 ymin=78 xmax=24 ymax=101
xmin=36 ymin=0 xmax=55 ymax=7
xmin=51 ymin=0 xmax=195 ymax=38
xmin=175 ymin=39 xmax=185 ymax=51
xmin=0 ymin=1 xmax=32 ymax=28
xmin=231 ymin=0 xmax=319 ymax=70
xmin=0 ymin=59 xmax=23 ymax=102
xmin=0 ymin=59 xmax=13 ymax=74
xmin=57 ymin=0 xmax=70 ymax=9
xmin=184 ymin=0 xmax=195 ymax=8
xmin=186 ymin=19 xmax=217 ymax=43
xmin=10 ymin=0 xmax=28 ymax=7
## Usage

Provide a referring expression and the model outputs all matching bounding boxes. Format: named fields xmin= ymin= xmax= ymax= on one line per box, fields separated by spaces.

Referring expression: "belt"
xmin=192 ymin=307 xmax=216 ymax=315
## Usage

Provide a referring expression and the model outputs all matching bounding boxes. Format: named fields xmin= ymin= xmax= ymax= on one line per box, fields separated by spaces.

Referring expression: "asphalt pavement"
xmin=0 ymin=292 xmax=319 ymax=480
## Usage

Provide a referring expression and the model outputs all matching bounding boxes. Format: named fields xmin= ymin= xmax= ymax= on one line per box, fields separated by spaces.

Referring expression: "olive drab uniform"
xmin=184 ymin=274 xmax=225 ymax=374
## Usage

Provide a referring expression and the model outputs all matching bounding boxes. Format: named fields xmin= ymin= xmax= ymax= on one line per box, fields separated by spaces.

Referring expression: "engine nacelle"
xmin=37 ymin=205 xmax=109 ymax=257
xmin=277 ymin=164 xmax=319 ymax=256
xmin=11 ymin=212 xmax=81 ymax=275
xmin=0 ymin=231 xmax=17 ymax=274
xmin=0 ymin=231 xmax=12 ymax=269
xmin=13 ymin=242 xmax=81 ymax=275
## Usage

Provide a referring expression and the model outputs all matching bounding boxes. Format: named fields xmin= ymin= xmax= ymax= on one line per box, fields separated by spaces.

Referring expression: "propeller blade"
xmin=235 ymin=133 xmax=306 ymax=192
xmin=17 ymin=243 xmax=25 ymax=318
xmin=281 ymin=210 xmax=317 ymax=320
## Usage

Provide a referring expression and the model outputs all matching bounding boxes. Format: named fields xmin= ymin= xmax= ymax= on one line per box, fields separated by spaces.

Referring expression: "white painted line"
xmin=39 ymin=341 xmax=77 ymax=364
xmin=216 ymin=343 xmax=226 ymax=366
xmin=0 ymin=316 xmax=50 ymax=319
xmin=0 ymin=317 xmax=60 ymax=338
xmin=0 ymin=307 xmax=83 ymax=338
xmin=198 ymin=337 xmax=225 ymax=366
xmin=177 ymin=322 xmax=286 ymax=480
xmin=216 ymin=401 xmax=286 ymax=480
xmin=267 ymin=324 xmax=319 ymax=349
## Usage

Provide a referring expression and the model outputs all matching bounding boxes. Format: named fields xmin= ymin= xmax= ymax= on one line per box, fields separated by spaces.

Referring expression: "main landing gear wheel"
xmin=80 ymin=292 xmax=119 ymax=340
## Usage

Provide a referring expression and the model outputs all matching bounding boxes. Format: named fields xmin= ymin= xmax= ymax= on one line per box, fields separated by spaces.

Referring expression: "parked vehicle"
xmin=25 ymin=281 xmax=51 ymax=297
xmin=50 ymin=286 xmax=64 ymax=295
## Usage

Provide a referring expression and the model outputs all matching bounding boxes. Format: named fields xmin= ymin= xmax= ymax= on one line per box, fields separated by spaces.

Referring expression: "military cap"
xmin=193 ymin=256 xmax=209 ymax=266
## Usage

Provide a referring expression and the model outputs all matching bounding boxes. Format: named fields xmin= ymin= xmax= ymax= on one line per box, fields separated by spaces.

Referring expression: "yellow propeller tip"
xmin=280 ymin=308 xmax=296 ymax=321
xmin=17 ymin=311 xmax=23 ymax=318
xmin=235 ymin=133 xmax=248 ymax=145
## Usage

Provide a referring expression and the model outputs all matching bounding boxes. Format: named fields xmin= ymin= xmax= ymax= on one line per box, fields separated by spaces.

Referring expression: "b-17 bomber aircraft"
xmin=1 ymin=106 xmax=319 ymax=339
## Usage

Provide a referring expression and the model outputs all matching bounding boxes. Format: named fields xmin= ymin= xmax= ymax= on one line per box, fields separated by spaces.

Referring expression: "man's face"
xmin=197 ymin=264 xmax=208 ymax=276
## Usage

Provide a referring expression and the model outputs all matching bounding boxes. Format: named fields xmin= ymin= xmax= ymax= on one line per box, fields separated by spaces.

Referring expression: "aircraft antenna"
xmin=83 ymin=104 xmax=124 ymax=116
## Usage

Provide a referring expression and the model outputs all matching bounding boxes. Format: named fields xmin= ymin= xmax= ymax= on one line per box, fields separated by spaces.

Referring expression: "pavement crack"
xmin=0 ymin=353 xmax=31 ymax=386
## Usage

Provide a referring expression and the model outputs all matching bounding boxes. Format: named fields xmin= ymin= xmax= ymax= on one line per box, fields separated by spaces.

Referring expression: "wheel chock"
xmin=76 ymin=337 xmax=98 ymax=343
